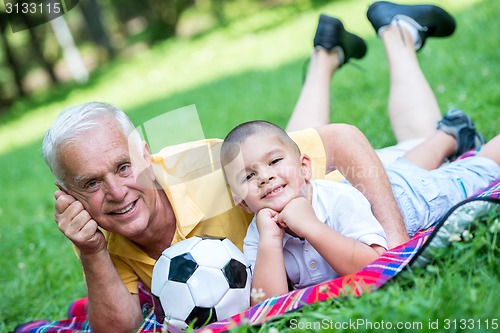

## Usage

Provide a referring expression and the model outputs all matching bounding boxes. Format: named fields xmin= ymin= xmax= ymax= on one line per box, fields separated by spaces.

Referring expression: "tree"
xmin=0 ymin=13 xmax=26 ymax=98
xmin=79 ymin=0 xmax=115 ymax=59
xmin=108 ymin=0 xmax=195 ymax=44
xmin=18 ymin=14 xmax=59 ymax=84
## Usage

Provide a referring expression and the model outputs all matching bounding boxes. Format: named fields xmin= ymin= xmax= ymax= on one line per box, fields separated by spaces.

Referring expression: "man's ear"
xmin=134 ymin=141 xmax=157 ymax=189
xmin=144 ymin=142 xmax=156 ymax=180
xmin=143 ymin=141 xmax=151 ymax=165
xmin=300 ymin=153 xmax=313 ymax=181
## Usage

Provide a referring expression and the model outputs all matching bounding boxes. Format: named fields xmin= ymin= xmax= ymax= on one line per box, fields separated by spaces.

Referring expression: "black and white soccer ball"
xmin=152 ymin=236 xmax=252 ymax=329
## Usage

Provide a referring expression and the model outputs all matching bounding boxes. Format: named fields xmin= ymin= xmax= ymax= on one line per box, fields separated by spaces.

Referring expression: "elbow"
xmin=320 ymin=123 xmax=365 ymax=141
xmin=88 ymin=310 xmax=143 ymax=333
xmin=316 ymin=124 xmax=370 ymax=174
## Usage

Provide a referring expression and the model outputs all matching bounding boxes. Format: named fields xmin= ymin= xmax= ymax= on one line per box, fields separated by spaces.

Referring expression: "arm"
xmin=249 ymin=209 xmax=288 ymax=306
xmin=54 ymin=190 xmax=143 ymax=332
xmin=279 ymin=197 xmax=384 ymax=276
xmin=306 ymin=223 xmax=385 ymax=275
xmin=316 ymin=124 xmax=409 ymax=248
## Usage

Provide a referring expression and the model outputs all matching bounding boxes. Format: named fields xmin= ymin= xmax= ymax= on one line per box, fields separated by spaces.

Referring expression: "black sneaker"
xmin=313 ymin=14 xmax=367 ymax=67
xmin=437 ymin=108 xmax=485 ymax=161
xmin=367 ymin=1 xmax=456 ymax=51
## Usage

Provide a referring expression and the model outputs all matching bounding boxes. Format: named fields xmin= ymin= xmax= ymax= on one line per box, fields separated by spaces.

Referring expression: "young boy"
xmin=220 ymin=119 xmax=500 ymax=305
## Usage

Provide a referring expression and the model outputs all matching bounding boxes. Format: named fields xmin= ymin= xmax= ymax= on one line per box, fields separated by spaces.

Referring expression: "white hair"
xmin=42 ymin=102 xmax=143 ymax=186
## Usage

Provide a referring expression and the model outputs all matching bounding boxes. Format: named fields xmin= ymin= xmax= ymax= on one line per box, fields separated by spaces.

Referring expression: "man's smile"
xmin=110 ymin=199 xmax=138 ymax=215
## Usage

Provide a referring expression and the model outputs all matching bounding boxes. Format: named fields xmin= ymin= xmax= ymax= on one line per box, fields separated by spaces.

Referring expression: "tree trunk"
xmin=148 ymin=0 xmax=194 ymax=43
xmin=0 ymin=14 xmax=26 ymax=97
xmin=79 ymin=0 xmax=116 ymax=59
xmin=19 ymin=14 xmax=59 ymax=84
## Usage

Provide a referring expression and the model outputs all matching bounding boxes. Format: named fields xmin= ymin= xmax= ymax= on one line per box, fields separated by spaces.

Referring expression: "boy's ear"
xmin=300 ymin=153 xmax=313 ymax=180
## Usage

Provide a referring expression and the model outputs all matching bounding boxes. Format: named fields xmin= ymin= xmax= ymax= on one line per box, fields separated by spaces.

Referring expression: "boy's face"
xmin=224 ymin=133 xmax=312 ymax=214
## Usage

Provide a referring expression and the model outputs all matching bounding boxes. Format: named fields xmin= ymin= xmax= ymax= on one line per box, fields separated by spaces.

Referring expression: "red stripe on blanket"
xmin=175 ymin=229 xmax=434 ymax=333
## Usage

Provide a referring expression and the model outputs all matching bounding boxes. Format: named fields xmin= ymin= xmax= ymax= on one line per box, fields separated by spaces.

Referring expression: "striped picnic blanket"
xmin=12 ymin=229 xmax=433 ymax=333
xmin=13 ymin=181 xmax=500 ymax=333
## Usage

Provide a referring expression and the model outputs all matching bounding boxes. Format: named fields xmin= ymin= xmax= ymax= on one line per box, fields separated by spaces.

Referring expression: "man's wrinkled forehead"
xmin=58 ymin=124 xmax=137 ymax=173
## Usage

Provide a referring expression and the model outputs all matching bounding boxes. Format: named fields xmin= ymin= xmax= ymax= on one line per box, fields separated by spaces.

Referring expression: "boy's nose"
xmin=259 ymin=168 xmax=275 ymax=185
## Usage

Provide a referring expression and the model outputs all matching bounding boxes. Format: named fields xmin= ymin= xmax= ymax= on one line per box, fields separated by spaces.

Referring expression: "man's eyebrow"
xmin=71 ymin=155 xmax=131 ymax=184
xmin=72 ymin=174 xmax=93 ymax=185
xmin=115 ymin=155 xmax=131 ymax=167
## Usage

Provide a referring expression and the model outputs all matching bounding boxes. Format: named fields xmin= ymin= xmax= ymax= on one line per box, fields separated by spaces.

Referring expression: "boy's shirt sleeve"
xmin=312 ymin=180 xmax=388 ymax=249
xmin=243 ymin=217 xmax=259 ymax=272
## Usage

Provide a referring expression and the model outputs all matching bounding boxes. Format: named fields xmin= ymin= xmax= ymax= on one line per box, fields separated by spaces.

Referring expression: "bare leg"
xmin=382 ymin=24 xmax=442 ymax=142
xmin=403 ymin=131 xmax=456 ymax=170
xmin=288 ymin=24 xmax=442 ymax=141
xmin=286 ymin=49 xmax=341 ymax=132
xmin=477 ymin=135 xmax=500 ymax=165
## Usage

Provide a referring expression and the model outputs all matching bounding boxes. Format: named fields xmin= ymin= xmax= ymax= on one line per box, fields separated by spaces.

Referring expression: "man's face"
xmin=224 ymin=133 xmax=311 ymax=214
xmin=58 ymin=119 xmax=158 ymax=238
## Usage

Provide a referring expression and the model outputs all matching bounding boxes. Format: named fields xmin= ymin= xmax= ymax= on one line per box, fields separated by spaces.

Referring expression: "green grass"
xmin=0 ymin=0 xmax=499 ymax=332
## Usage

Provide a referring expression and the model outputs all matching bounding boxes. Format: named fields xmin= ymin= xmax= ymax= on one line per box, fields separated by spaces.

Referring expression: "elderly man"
xmin=41 ymin=1 xmax=468 ymax=331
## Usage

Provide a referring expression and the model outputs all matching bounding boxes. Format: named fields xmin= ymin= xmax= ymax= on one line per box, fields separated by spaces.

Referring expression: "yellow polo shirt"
xmin=106 ymin=128 xmax=343 ymax=293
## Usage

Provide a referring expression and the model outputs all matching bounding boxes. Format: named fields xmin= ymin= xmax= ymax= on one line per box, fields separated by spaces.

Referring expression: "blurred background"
xmin=0 ymin=0 xmax=264 ymax=107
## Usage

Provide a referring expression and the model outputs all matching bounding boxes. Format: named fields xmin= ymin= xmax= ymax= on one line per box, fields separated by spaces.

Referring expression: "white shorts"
xmin=387 ymin=156 xmax=500 ymax=236
xmin=375 ymin=138 xmax=425 ymax=166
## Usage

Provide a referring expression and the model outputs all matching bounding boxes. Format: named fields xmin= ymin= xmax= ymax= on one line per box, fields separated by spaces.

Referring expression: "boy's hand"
xmin=255 ymin=208 xmax=284 ymax=241
xmin=278 ymin=197 xmax=319 ymax=238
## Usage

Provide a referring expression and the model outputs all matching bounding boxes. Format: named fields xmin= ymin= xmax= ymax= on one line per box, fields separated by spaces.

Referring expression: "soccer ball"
xmin=152 ymin=236 xmax=252 ymax=329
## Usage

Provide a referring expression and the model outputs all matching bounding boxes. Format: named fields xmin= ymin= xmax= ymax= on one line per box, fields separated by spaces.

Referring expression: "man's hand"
xmin=54 ymin=189 xmax=143 ymax=331
xmin=54 ymin=190 xmax=106 ymax=255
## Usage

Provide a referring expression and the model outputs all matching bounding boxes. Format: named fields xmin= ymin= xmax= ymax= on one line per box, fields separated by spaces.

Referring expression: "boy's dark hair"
xmin=221 ymin=120 xmax=301 ymax=168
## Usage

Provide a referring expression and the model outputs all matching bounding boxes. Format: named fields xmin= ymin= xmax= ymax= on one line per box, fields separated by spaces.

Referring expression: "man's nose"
xmin=105 ymin=176 xmax=127 ymax=201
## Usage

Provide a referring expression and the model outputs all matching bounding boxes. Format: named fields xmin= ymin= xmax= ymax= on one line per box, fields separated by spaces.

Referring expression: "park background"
xmin=1 ymin=0 xmax=499 ymax=332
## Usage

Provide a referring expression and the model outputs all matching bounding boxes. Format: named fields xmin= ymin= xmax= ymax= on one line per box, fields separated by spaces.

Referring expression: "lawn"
xmin=0 ymin=0 xmax=499 ymax=332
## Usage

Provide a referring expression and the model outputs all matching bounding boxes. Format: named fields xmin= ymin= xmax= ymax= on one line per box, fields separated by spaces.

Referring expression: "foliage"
xmin=0 ymin=0 xmax=499 ymax=332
